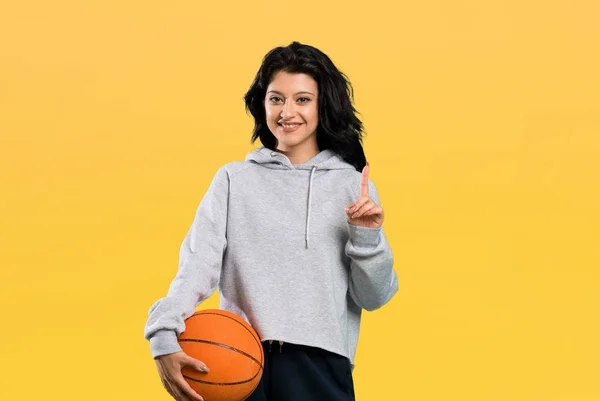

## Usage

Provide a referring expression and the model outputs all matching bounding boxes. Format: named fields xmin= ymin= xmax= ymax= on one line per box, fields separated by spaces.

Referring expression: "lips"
xmin=278 ymin=122 xmax=303 ymax=132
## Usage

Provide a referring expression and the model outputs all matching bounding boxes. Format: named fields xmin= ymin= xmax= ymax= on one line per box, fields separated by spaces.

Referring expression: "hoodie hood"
xmin=245 ymin=146 xmax=355 ymax=171
xmin=245 ymin=146 xmax=355 ymax=248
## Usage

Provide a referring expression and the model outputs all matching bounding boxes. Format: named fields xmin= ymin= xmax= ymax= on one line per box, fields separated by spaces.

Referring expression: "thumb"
xmin=183 ymin=355 xmax=209 ymax=373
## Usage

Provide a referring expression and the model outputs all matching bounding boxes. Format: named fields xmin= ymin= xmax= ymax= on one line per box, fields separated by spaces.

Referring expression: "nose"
xmin=280 ymin=100 xmax=296 ymax=119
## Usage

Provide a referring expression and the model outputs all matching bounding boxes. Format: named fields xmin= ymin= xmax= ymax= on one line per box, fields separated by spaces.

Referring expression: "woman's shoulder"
xmin=212 ymin=159 xmax=257 ymax=180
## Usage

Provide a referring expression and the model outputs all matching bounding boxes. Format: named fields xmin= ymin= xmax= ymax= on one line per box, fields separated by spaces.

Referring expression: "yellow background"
xmin=1 ymin=1 xmax=599 ymax=400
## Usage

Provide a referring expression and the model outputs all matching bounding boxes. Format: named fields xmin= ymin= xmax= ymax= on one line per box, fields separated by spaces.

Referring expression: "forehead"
xmin=267 ymin=71 xmax=318 ymax=93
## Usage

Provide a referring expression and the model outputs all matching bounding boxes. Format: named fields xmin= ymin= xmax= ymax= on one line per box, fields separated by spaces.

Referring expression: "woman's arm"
xmin=346 ymin=221 xmax=398 ymax=311
xmin=344 ymin=166 xmax=399 ymax=311
xmin=143 ymin=166 xmax=230 ymax=358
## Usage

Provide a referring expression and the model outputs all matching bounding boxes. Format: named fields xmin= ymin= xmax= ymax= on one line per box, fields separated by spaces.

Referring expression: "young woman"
xmin=144 ymin=41 xmax=399 ymax=401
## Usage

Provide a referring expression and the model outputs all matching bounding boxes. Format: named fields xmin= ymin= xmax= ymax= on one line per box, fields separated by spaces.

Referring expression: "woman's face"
xmin=264 ymin=71 xmax=319 ymax=154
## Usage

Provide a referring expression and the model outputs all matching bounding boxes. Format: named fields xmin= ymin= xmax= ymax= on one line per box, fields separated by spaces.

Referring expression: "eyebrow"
xmin=267 ymin=90 xmax=316 ymax=96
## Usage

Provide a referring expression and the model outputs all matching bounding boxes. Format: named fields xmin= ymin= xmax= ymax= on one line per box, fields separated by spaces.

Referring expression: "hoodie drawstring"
xmin=305 ymin=165 xmax=317 ymax=249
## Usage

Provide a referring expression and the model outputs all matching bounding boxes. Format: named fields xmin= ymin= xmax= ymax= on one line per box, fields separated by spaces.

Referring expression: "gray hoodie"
xmin=143 ymin=146 xmax=399 ymax=366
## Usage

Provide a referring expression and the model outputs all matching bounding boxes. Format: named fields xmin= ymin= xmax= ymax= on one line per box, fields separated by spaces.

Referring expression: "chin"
xmin=274 ymin=139 xmax=302 ymax=149
xmin=269 ymin=126 xmax=318 ymax=150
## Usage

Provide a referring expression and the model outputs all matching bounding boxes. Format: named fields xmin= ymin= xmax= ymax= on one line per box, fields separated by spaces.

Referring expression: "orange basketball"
xmin=177 ymin=309 xmax=264 ymax=401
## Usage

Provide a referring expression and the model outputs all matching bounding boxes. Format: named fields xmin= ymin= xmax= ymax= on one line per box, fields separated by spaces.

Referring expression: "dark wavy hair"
xmin=243 ymin=41 xmax=367 ymax=172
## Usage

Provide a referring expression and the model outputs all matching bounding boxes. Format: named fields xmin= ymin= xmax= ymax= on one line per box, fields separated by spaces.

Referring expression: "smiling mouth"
xmin=278 ymin=123 xmax=302 ymax=128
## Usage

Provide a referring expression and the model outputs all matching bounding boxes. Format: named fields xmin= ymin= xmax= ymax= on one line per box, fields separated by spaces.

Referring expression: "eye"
xmin=297 ymin=97 xmax=311 ymax=103
xmin=269 ymin=96 xmax=283 ymax=104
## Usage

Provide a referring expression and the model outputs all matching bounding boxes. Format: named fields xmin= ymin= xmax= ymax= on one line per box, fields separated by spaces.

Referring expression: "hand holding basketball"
xmin=345 ymin=163 xmax=384 ymax=228
xmin=170 ymin=309 xmax=264 ymax=401
xmin=155 ymin=351 xmax=209 ymax=401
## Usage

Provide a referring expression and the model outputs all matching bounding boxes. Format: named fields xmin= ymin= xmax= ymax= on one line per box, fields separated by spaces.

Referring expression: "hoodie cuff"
xmin=149 ymin=330 xmax=182 ymax=359
xmin=347 ymin=224 xmax=383 ymax=247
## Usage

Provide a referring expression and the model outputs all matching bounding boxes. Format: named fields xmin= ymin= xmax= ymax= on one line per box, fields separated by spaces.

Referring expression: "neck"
xmin=275 ymin=143 xmax=320 ymax=165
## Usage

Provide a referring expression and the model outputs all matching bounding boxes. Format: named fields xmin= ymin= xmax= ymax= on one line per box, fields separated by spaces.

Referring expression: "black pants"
xmin=246 ymin=341 xmax=356 ymax=401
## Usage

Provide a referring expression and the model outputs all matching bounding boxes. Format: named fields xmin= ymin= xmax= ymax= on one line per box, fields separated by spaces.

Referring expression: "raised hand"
xmin=344 ymin=163 xmax=384 ymax=228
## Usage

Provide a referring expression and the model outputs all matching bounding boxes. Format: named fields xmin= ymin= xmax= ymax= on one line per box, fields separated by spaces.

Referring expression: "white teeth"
xmin=282 ymin=123 xmax=299 ymax=128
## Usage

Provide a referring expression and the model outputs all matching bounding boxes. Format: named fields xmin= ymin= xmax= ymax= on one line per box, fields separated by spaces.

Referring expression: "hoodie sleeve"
xmin=345 ymin=178 xmax=399 ymax=311
xmin=143 ymin=166 xmax=229 ymax=358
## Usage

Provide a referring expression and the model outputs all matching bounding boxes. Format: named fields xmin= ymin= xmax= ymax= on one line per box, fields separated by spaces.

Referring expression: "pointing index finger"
xmin=360 ymin=162 xmax=370 ymax=197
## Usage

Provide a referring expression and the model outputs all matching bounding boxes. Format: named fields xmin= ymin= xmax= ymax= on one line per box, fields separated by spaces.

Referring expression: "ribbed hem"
xmin=149 ymin=330 xmax=182 ymax=359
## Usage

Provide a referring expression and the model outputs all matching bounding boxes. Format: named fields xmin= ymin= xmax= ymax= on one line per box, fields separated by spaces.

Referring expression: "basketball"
xmin=177 ymin=309 xmax=264 ymax=401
